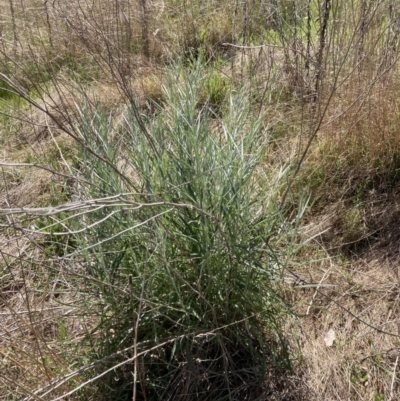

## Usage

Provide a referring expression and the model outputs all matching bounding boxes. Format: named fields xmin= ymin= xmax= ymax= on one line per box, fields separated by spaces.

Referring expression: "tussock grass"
xmin=50 ymin=60 xmax=303 ymax=400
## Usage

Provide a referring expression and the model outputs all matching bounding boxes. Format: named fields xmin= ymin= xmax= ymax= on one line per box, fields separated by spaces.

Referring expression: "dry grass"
xmin=290 ymin=187 xmax=400 ymax=400
xmin=311 ymin=69 xmax=400 ymax=194
xmin=0 ymin=257 xmax=96 ymax=401
xmin=290 ymin=249 xmax=400 ymax=401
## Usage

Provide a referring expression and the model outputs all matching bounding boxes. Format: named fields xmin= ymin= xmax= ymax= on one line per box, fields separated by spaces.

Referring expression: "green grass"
xmin=46 ymin=58 xmax=303 ymax=400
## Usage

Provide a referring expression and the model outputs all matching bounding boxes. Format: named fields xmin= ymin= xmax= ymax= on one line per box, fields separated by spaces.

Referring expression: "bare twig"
xmin=390 ymin=353 xmax=399 ymax=400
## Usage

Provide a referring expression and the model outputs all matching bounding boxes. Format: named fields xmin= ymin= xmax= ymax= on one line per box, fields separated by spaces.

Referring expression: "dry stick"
xmin=318 ymin=54 xmax=400 ymax=132
xmin=231 ymin=0 xmax=239 ymax=77
xmin=22 ymin=209 xmax=122 ymax=236
xmin=0 ymin=195 xmax=219 ymax=219
xmin=305 ymin=0 xmax=312 ymax=83
xmin=305 ymin=258 xmax=334 ymax=316
xmin=0 ymin=288 xmax=55 ymax=381
xmin=0 ymin=194 xmax=234 ymax=270
xmin=44 ymin=0 xmax=53 ymax=48
xmin=386 ymin=2 xmax=400 ymax=67
xmin=23 ymin=343 xmax=143 ymax=401
xmin=313 ymin=0 xmax=331 ymax=105
xmin=256 ymin=46 xmax=274 ymax=118
xmin=8 ymin=0 xmax=19 ymax=55
xmin=34 ymin=249 xmax=186 ymax=312
xmin=139 ymin=0 xmax=150 ymax=58
xmin=239 ymin=0 xmax=251 ymax=80
xmin=357 ymin=0 xmax=367 ymax=78
xmin=291 ymin=0 xmax=300 ymax=95
xmin=92 ymin=26 xmax=159 ymax=159
xmin=59 ymin=208 xmax=174 ymax=258
xmin=132 ymin=276 xmax=145 ymax=401
xmin=0 ymin=197 xmax=114 ymax=216
xmin=0 ymin=306 xmax=71 ymax=316
xmin=348 ymin=294 xmax=394 ymax=334
xmin=390 ymin=353 xmax=399 ymax=400
xmin=45 ymin=113 xmax=73 ymax=175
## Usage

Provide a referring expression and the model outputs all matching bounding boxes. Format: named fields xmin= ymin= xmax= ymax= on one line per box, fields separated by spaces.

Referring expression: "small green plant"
xmin=203 ymin=70 xmax=230 ymax=111
xmin=34 ymin=214 xmax=78 ymax=257
xmin=342 ymin=205 xmax=366 ymax=245
xmin=351 ymin=365 xmax=369 ymax=386
xmin=0 ymin=80 xmax=16 ymax=100
xmin=373 ymin=392 xmax=384 ymax=401
xmin=349 ymin=284 xmax=363 ymax=299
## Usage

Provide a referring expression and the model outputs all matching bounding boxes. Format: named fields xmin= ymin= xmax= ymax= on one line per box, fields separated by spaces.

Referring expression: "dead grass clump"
xmin=0 ymin=169 xmax=55 ymax=208
xmin=301 ymin=189 xmax=400 ymax=258
xmin=162 ymin=3 xmax=234 ymax=60
xmin=320 ymin=69 xmax=400 ymax=184
xmin=130 ymin=67 xmax=166 ymax=112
